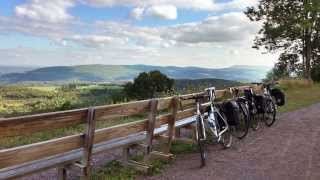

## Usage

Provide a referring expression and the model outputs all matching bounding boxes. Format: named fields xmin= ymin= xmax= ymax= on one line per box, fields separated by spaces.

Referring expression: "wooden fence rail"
xmin=0 ymin=85 xmax=262 ymax=179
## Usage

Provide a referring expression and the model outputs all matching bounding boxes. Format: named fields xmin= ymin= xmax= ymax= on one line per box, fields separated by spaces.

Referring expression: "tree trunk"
xmin=305 ymin=33 xmax=312 ymax=80
xmin=303 ymin=0 xmax=312 ymax=80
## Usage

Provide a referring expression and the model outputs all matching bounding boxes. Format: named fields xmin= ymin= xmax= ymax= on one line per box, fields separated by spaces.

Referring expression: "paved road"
xmin=142 ymin=103 xmax=320 ymax=180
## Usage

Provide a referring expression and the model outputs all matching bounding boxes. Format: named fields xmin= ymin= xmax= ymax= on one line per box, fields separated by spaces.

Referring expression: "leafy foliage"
xmin=245 ymin=0 xmax=320 ymax=79
xmin=124 ymin=71 xmax=174 ymax=100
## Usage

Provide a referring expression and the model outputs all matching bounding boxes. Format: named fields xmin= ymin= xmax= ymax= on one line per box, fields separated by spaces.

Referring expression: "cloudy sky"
xmin=0 ymin=0 xmax=277 ymax=68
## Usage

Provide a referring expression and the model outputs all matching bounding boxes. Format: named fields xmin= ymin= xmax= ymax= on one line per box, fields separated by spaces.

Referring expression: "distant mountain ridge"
xmin=0 ymin=66 xmax=38 ymax=75
xmin=0 ymin=64 xmax=271 ymax=84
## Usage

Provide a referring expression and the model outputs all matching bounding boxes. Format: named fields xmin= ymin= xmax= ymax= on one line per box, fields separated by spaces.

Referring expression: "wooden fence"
xmin=0 ymin=85 xmax=262 ymax=180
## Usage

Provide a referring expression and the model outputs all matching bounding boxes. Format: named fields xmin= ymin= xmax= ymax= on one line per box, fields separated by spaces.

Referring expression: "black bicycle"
xmin=242 ymin=87 xmax=260 ymax=130
xmin=262 ymin=83 xmax=277 ymax=127
xmin=229 ymin=88 xmax=250 ymax=139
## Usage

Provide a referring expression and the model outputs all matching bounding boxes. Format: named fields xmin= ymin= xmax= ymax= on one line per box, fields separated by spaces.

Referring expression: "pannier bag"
xmin=271 ymin=88 xmax=285 ymax=106
xmin=254 ymin=95 xmax=265 ymax=114
xmin=244 ymin=89 xmax=254 ymax=99
xmin=220 ymin=100 xmax=241 ymax=126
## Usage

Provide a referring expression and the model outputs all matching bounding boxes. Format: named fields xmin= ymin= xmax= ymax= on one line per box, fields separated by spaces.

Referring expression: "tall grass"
xmin=278 ymin=79 xmax=320 ymax=113
xmin=278 ymin=78 xmax=313 ymax=89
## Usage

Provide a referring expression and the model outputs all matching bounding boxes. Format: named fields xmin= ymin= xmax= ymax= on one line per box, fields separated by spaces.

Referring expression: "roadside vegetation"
xmin=278 ymin=79 xmax=320 ymax=113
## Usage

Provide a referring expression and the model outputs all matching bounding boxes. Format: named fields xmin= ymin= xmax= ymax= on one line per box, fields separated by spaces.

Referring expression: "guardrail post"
xmin=80 ymin=107 xmax=96 ymax=180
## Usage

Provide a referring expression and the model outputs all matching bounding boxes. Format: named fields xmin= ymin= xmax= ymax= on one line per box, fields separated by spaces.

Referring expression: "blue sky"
xmin=0 ymin=0 xmax=276 ymax=67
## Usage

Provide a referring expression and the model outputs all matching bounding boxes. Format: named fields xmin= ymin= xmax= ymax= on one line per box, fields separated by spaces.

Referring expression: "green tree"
xmin=124 ymin=71 xmax=174 ymax=100
xmin=245 ymin=0 xmax=320 ymax=79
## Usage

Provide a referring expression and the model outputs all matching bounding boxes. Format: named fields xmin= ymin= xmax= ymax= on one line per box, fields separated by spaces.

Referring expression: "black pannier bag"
xmin=244 ymin=89 xmax=253 ymax=99
xmin=254 ymin=95 xmax=265 ymax=113
xmin=220 ymin=100 xmax=241 ymax=126
xmin=271 ymin=88 xmax=285 ymax=106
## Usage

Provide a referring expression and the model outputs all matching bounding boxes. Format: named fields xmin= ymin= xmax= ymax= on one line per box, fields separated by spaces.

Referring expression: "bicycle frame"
xmin=206 ymin=87 xmax=230 ymax=141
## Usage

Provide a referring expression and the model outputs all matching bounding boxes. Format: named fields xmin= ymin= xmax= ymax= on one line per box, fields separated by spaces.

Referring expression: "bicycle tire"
xmin=251 ymin=113 xmax=259 ymax=130
xmin=264 ymin=98 xmax=277 ymax=127
xmin=233 ymin=101 xmax=250 ymax=139
xmin=196 ymin=115 xmax=206 ymax=167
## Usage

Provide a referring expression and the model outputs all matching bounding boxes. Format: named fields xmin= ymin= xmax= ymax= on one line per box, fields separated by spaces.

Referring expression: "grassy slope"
xmin=278 ymin=83 xmax=320 ymax=113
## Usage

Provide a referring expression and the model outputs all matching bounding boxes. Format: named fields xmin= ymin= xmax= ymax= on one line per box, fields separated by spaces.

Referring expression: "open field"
xmin=0 ymin=84 xmax=124 ymax=117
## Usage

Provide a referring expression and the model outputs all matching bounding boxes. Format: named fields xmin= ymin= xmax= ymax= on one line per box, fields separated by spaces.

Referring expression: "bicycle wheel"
xmin=264 ymin=98 xmax=276 ymax=127
xmin=250 ymin=113 xmax=259 ymax=130
xmin=233 ymin=101 xmax=249 ymax=139
xmin=216 ymin=111 xmax=232 ymax=148
xmin=196 ymin=115 xmax=206 ymax=167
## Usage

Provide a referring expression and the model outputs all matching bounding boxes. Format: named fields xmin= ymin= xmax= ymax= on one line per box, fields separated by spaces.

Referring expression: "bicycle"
xmin=179 ymin=87 xmax=233 ymax=167
xmin=229 ymin=87 xmax=250 ymax=139
xmin=180 ymin=93 xmax=207 ymax=167
xmin=261 ymin=83 xmax=277 ymax=127
xmin=205 ymin=87 xmax=232 ymax=148
xmin=242 ymin=87 xmax=260 ymax=130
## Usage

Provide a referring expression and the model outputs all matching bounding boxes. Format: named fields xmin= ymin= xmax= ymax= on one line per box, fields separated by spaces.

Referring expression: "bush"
xmin=124 ymin=71 xmax=174 ymax=100
xmin=311 ymin=64 xmax=320 ymax=82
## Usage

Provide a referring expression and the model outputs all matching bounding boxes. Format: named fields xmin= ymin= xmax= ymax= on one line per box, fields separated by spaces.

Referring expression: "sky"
xmin=0 ymin=0 xmax=277 ymax=68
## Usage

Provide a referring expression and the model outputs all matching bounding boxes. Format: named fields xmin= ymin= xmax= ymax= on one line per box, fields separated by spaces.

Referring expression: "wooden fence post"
xmin=165 ymin=96 xmax=178 ymax=153
xmin=145 ymin=99 xmax=158 ymax=158
xmin=80 ymin=107 xmax=96 ymax=180
xmin=58 ymin=166 xmax=67 ymax=180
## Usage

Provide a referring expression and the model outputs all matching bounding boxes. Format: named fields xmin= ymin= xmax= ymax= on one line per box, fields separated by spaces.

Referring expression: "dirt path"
xmin=141 ymin=103 xmax=320 ymax=180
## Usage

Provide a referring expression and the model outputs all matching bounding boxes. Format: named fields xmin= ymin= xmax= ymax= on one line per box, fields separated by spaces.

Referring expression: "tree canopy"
xmin=245 ymin=0 xmax=320 ymax=80
xmin=124 ymin=71 xmax=174 ymax=100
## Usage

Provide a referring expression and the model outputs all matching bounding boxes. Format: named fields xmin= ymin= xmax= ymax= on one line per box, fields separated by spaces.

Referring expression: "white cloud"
xmin=164 ymin=12 xmax=259 ymax=44
xmin=85 ymin=0 xmax=216 ymax=10
xmin=68 ymin=34 xmax=127 ymax=47
xmin=15 ymin=0 xmax=75 ymax=23
xmin=130 ymin=7 xmax=145 ymax=20
xmin=85 ymin=0 xmax=258 ymax=11
xmin=146 ymin=5 xmax=177 ymax=20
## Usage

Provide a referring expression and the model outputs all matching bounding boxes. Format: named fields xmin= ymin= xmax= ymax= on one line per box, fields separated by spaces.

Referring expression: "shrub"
xmin=124 ymin=71 xmax=174 ymax=100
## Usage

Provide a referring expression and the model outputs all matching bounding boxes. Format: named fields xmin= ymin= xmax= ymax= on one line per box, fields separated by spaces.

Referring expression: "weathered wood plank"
xmin=176 ymin=108 xmax=196 ymax=121
xmin=94 ymin=120 xmax=148 ymax=144
xmin=0 ymin=134 xmax=83 ymax=169
xmin=0 ymin=109 xmax=88 ymax=137
xmin=157 ymin=97 xmax=173 ymax=111
xmin=94 ymin=100 xmax=150 ymax=120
